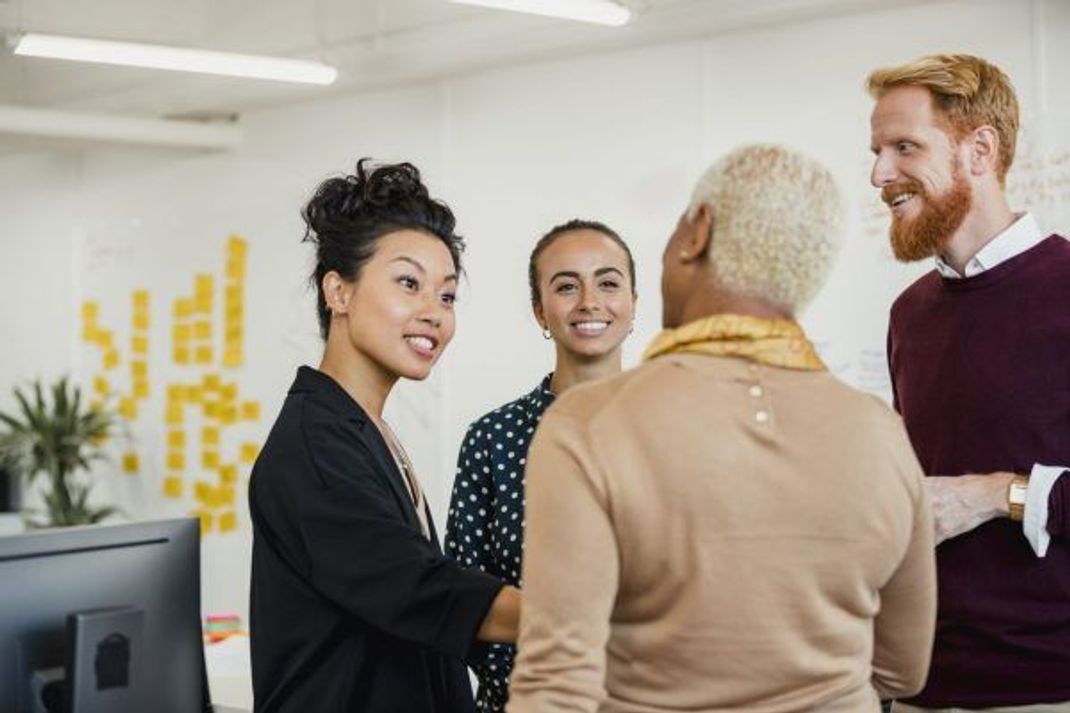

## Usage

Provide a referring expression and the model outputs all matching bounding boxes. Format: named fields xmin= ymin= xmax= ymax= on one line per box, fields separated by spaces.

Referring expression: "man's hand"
xmin=926 ymin=472 xmax=1017 ymax=545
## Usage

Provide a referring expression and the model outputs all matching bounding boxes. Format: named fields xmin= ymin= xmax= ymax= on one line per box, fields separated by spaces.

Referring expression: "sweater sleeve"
xmin=872 ymin=420 xmax=937 ymax=700
xmin=508 ymin=409 xmax=618 ymax=713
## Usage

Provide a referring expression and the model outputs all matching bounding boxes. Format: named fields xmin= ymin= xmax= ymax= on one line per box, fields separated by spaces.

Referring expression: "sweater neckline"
xmin=939 ymin=235 xmax=1062 ymax=291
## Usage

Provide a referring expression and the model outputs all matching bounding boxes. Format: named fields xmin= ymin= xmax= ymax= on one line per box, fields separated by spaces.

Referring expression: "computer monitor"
xmin=0 ymin=518 xmax=205 ymax=713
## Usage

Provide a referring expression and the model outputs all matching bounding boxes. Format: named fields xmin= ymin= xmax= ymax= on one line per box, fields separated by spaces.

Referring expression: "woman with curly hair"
xmin=249 ymin=159 xmax=519 ymax=712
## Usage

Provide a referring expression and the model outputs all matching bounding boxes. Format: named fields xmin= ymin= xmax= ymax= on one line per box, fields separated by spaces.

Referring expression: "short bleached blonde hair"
xmin=867 ymin=54 xmax=1019 ymax=182
xmin=688 ymin=144 xmax=845 ymax=314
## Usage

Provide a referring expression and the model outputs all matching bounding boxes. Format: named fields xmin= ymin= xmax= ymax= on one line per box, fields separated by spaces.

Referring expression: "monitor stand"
xmin=66 ymin=607 xmax=145 ymax=713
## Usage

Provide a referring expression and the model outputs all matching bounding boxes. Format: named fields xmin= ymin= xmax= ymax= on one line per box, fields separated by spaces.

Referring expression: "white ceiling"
xmin=0 ymin=0 xmax=941 ymax=120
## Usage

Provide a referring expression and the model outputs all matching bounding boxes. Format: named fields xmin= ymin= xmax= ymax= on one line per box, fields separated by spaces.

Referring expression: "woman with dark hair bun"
xmin=249 ymin=159 xmax=520 ymax=712
xmin=445 ymin=219 xmax=637 ymax=712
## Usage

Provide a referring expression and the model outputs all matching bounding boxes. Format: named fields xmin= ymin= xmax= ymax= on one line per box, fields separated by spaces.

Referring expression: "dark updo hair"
xmin=528 ymin=219 xmax=636 ymax=307
xmin=302 ymin=158 xmax=465 ymax=339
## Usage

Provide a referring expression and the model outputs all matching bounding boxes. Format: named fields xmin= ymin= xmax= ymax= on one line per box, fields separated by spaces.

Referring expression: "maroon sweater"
xmin=888 ymin=234 xmax=1070 ymax=707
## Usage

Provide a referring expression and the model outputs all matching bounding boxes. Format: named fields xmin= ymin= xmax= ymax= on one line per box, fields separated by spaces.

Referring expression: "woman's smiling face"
xmin=327 ymin=228 xmax=458 ymax=382
xmin=533 ymin=229 xmax=635 ymax=361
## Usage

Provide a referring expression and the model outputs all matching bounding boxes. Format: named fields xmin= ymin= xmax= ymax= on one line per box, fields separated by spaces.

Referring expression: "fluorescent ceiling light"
xmin=0 ymin=104 xmax=243 ymax=150
xmin=448 ymin=0 xmax=631 ymax=26
xmin=10 ymin=33 xmax=338 ymax=85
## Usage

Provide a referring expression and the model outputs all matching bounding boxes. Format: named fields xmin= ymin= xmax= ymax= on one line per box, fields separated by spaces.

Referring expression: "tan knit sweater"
xmin=508 ymin=353 xmax=936 ymax=713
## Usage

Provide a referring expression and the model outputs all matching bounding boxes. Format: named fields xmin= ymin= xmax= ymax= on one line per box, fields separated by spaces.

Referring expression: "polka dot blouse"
xmin=445 ymin=374 xmax=556 ymax=713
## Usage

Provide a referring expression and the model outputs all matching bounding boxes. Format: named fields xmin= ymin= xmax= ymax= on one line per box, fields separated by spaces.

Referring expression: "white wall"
xmin=1 ymin=0 xmax=1068 ymax=623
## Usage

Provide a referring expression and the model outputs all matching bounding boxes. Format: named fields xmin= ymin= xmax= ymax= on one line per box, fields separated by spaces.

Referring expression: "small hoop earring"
xmin=542 ymin=329 xmax=552 ymax=340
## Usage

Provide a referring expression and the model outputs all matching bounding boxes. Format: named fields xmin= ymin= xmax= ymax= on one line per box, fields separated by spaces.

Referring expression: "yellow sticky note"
xmin=195 ymin=274 xmax=214 ymax=297
xmin=98 ymin=331 xmax=114 ymax=350
xmin=166 ymin=451 xmax=185 ymax=470
xmin=132 ymin=313 xmax=149 ymax=331
xmin=174 ymin=298 xmax=193 ymax=319
xmin=195 ymin=346 xmax=213 ymax=365
xmin=103 ymin=349 xmax=119 ymax=370
xmin=203 ymin=402 xmax=221 ymax=420
xmin=203 ymin=451 xmax=220 ymax=469
xmin=167 ymin=430 xmax=185 ymax=449
xmin=194 ymin=510 xmax=213 ymax=533
xmin=133 ymin=380 xmax=149 ymax=399
xmin=119 ymin=397 xmax=137 ymax=421
xmin=225 ymin=259 xmax=245 ymax=281
xmin=82 ymin=301 xmax=100 ymax=324
xmin=167 ymin=384 xmax=186 ymax=402
xmin=219 ymin=405 xmax=237 ymax=426
xmin=194 ymin=321 xmax=212 ymax=340
xmin=218 ymin=484 xmax=235 ymax=507
xmin=131 ymin=360 xmax=148 ymax=378
xmin=222 ymin=349 xmax=242 ymax=369
xmin=228 ymin=235 xmax=248 ymax=255
xmin=163 ymin=476 xmax=183 ymax=499
xmin=240 ymin=401 xmax=260 ymax=421
xmin=225 ymin=285 xmax=242 ymax=305
xmin=165 ymin=404 xmax=184 ymax=425
xmin=82 ymin=323 xmax=99 ymax=342
xmin=240 ymin=442 xmax=259 ymax=464
xmin=131 ymin=336 xmax=149 ymax=354
xmin=195 ymin=293 xmax=213 ymax=314
xmin=203 ymin=374 xmax=221 ymax=391
xmin=220 ymin=383 xmax=237 ymax=402
xmin=202 ymin=427 xmax=220 ymax=446
xmin=173 ymin=324 xmax=192 ymax=342
xmin=220 ymin=464 xmax=237 ymax=484
xmin=122 ymin=452 xmax=139 ymax=474
xmin=133 ymin=289 xmax=149 ymax=306
xmin=174 ymin=346 xmax=190 ymax=365
xmin=186 ymin=386 xmax=203 ymax=403
xmin=218 ymin=511 xmax=237 ymax=533
xmin=194 ymin=481 xmax=213 ymax=505
xmin=93 ymin=375 xmax=109 ymax=396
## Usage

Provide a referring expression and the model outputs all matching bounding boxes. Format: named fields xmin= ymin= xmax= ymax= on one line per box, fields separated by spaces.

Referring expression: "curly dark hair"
xmin=528 ymin=219 xmax=635 ymax=307
xmin=302 ymin=158 xmax=465 ymax=338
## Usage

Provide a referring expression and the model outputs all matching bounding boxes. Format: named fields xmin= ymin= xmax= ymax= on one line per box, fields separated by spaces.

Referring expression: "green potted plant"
xmin=0 ymin=377 xmax=118 ymax=528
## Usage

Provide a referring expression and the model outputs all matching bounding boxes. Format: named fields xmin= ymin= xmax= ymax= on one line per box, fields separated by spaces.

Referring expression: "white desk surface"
xmin=205 ymin=636 xmax=253 ymax=711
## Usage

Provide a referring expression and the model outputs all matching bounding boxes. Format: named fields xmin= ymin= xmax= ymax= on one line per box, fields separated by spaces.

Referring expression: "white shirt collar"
xmin=935 ymin=212 xmax=1044 ymax=279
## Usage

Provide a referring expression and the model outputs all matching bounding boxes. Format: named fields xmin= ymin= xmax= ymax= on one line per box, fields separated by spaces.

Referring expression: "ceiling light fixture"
xmin=9 ymin=33 xmax=338 ymax=85
xmin=447 ymin=0 xmax=631 ymax=27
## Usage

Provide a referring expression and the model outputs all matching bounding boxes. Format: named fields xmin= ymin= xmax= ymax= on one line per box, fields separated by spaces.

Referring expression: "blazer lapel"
xmin=425 ymin=506 xmax=442 ymax=553
xmin=290 ymin=366 xmax=425 ymax=535
xmin=354 ymin=418 xmax=423 ymax=533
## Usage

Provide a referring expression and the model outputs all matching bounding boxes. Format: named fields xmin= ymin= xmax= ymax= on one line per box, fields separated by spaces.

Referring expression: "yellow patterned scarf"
xmin=642 ymin=314 xmax=826 ymax=371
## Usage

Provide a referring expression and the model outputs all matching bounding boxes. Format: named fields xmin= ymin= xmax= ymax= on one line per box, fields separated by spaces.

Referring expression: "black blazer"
xmin=249 ymin=366 xmax=503 ymax=712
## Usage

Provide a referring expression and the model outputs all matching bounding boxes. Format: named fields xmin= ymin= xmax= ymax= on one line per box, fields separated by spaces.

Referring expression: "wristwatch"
xmin=1008 ymin=475 xmax=1029 ymax=522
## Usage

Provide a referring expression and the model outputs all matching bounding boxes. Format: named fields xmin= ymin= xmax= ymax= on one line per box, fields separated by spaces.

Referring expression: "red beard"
xmin=883 ymin=167 xmax=972 ymax=263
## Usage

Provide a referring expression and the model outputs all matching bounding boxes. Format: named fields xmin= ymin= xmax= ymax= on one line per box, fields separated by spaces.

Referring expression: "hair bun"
xmin=303 ymin=159 xmax=433 ymax=242
xmin=357 ymin=160 xmax=430 ymax=208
